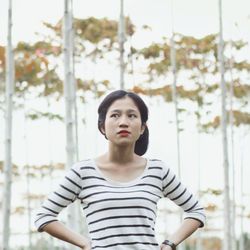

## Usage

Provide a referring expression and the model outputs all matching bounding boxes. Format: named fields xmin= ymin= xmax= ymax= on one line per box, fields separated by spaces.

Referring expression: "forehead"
xmin=107 ymin=96 xmax=139 ymax=112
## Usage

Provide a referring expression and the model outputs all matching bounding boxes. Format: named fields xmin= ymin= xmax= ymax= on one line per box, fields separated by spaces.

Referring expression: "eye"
xmin=128 ymin=114 xmax=137 ymax=118
xmin=110 ymin=113 xmax=119 ymax=118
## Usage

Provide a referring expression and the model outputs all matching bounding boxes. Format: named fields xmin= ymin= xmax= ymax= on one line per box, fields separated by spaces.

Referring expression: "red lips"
xmin=118 ymin=130 xmax=130 ymax=135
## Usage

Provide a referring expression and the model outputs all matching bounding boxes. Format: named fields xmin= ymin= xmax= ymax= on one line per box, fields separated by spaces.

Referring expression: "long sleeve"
xmin=34 ymin=162 xmax=83 ymax=232
xmin=161 ymin=161 xmax=206 ymax=227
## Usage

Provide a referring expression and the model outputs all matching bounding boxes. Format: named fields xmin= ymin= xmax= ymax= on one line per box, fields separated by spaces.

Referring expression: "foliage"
xmin=202 ymin=237 xmax=221 ymax=250
xmin=134 ymin=32 xmax=250 ymax=129
xmin=241 ymin=233 xmax=250 ymax=250
xmin=1 ymin=16 xmax=250 ymax=250
xmin=43 ymin=16 xmax=134 ymax=58
xmin=25 ymin=109 xmax=63 ymax=121
xmin=4 ymin=17 xmax=248 ymax=130
xmin=202 ymin=110 xmax=250 ymax=131
xmin=0 ymin=45 xmax=5 ymax=69
xmin=0 ymin=161 xmax=20 ymax=176
xmin=14 ymin=41 xmax=62 ymax=98
xmin=14 ymin=238 xmax=62 ymax=250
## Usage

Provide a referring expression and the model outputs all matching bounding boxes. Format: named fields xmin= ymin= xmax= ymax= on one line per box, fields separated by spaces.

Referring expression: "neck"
xmin=106 ymin=143 xmax=136 ymax=164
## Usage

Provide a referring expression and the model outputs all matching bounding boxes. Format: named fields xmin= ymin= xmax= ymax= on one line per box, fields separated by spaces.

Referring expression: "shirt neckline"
xmin=91 ymin=158 xmax=149 ymax=186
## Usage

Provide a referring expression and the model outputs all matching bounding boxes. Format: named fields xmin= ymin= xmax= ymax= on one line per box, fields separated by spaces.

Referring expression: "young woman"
xmin=34 ymin=90 xmax=205 ymax=250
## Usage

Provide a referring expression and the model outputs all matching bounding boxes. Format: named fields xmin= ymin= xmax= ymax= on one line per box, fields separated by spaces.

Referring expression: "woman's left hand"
xmin=160 ymin=244 xmax=174 ymax=250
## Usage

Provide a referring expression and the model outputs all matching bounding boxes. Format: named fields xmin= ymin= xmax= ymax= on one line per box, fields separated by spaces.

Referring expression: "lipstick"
xmin=118 ymin=130 xmax=130 ymax=136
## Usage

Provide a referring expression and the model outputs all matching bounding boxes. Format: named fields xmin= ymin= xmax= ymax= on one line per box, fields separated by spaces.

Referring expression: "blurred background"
xmin=0 ymin=0 xmax=250 ymax=249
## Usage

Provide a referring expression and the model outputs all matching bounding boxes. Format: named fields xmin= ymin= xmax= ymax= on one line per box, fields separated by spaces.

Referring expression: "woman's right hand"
xmin=81 ymin=245 xmax=91 ymax=250
xmin=42 ymin=221 xmax=92 ymax=250
xmin=80 ymin=238 xmax=92 ymax=250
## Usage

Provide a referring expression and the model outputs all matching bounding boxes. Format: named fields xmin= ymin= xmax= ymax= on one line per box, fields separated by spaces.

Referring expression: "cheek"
xmin=133 ymin=122 xmax=144 ymax=133
xmin=104 ymin=119 xmax=115 ymax=133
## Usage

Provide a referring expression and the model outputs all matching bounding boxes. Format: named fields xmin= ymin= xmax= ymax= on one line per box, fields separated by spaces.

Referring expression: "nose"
xmin=118 ymin=115 xmax=129 ymax=127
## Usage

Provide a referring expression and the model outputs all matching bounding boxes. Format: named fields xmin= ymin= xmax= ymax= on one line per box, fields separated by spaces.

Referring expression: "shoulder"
xmin=147 ymin=158 xmax=174 ymax=176
xmin=71 ymin=159 xmax=95 ymax=176
xmin=147 ymin=158 xmax=167 ymax=170
xmin=147 ymin=158 xmax=168 ymax=168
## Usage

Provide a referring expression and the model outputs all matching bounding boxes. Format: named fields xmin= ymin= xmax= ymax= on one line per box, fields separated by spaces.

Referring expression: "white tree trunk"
xmin=170 ymin=34 xmax=185 ymax=250
xmin=170 ymin=34 xmax=181 ymax=180
xmin=69 ymin=0 xmax=88 ymax=237
xmin=46 ymin=97 xmax=56 ymax=250
xmin=63 ymin=0 xmax=78 ymax=244
xmin=119 ymin=0 xmax=125 ymax=90
xmin=195 ymin=59 xmax=206 ymax=250
xmin=23 ymin=92 xmax=32 ymax=249
xmin=170 ymin=2 xmax=184 ymax=249
xmin=170 ymin=30 xmax=185 ymax=250
xmin=218 ymin=1 xmax=231 ymax=249
xmin=239 ymin=129 xmax=245 ymax=250
xmin=229 ymin=42 xmax=236 ymax=250
xmin=2 ymin=0 xmax=14 ymax=249
xmin=69 ymin=0 xmax=79 ymax=163
xmin=195 ymin=132 xmax=202 ymax=250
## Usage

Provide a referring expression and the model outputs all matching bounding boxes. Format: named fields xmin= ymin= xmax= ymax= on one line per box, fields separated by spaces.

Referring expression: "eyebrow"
xmin=109 ymin=109 xmax=138 ymax=113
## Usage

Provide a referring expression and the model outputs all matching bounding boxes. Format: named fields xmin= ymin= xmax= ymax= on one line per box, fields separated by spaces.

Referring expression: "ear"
xmin=100 ymin=125 xmax=108 ymax=140
xmin=141 ymin=123 xmax=146 ymax=135
xmin=100 ymin=125 xmax=105 ymax=135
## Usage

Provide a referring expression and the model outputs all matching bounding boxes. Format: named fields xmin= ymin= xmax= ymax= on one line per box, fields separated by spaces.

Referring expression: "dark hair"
xmin=98 ymin=90 xmax=149 ymax=156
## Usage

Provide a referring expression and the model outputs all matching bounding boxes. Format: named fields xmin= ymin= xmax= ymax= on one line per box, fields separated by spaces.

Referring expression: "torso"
xmin=35 ymin=158 xmax=205 ymax=249
xmin=79 ymin=158 xmax=162 ymax=249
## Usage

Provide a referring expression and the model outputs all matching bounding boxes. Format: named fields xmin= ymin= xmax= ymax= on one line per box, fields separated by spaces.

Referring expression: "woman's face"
xmin=102 ymin=96 xmax=145 ymax=146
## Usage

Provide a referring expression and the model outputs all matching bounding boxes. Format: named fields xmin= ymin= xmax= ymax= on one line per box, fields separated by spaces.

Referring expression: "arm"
xmin=161 ymin=162 xmax=206 ymax=249
xmin=34 ymin=163 xmax=89 ymax=248
xmin=160 ymin=218 xmax=201 ymax=250
xmin=43 ymin=221 xmax=91 ymax=250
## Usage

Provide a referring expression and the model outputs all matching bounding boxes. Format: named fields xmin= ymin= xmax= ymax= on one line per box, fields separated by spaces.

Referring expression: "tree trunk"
xmin=195 ymin=132 xmax=202 ymax=250
xmin=2 ymin=0 xmax=14 ymax=249
xmin=22 ymin=92 xmax=32 ymax=249
xmin=119 ymin=0 xmax=125 ymax=90
xmin=170 ymin=34 xmax=181 ymax=181
xmin=170 ymin=2 xmax=184 ymax=249
xmin=170 ymin=30 xmax=185 ymax=250
xmin=70 ymin=0 xmax=88 ymax=236
xmin=218 ymin=1 xmax=231 ymax=249
xmin=229 ymin=41 xmax=236 ymax=250
xmin=195 ymin=56 xmax=206 ymax=250
xmin=63 ymin=0 xmax=78 ymax=245
xmin=239 ymin=129 xmax=245 ymax=250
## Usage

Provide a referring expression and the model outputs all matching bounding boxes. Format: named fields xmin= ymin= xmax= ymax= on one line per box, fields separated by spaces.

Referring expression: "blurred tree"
xmin=2 ymin=1 xmax=14 ymax=249
xmin=133 ymin=33 xmax=250 ymax=128
xmin=1 ymin=14 xmax=250 ymax=249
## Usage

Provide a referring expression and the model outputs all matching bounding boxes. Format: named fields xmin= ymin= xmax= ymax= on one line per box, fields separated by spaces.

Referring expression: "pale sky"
xmin=0 ymin=0 xmax=249 ymax=200
xmin=0 ymin=0 xmax=249 ymax=190
xmin=1 ymin=0 xmax=250 ymax=45
xmin=0 ymin=0 xmax=250 ymax=247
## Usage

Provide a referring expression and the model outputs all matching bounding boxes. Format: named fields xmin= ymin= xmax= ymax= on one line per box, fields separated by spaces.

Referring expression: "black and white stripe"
xmin=35 ymin=159 xmax=206 ymax=249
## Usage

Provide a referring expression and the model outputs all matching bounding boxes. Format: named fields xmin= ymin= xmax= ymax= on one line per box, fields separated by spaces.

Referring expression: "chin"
xmin=115 ymin=140 xmax=134 ymax=147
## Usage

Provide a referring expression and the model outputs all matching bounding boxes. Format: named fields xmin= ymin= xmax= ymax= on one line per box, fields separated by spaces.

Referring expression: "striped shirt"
xmin=34 ymin=158 xmax=205 ymax=249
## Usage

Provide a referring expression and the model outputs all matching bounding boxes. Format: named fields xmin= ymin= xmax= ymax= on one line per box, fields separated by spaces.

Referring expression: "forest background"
xmin=0 ymin=0 xmax=250 ymax=249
